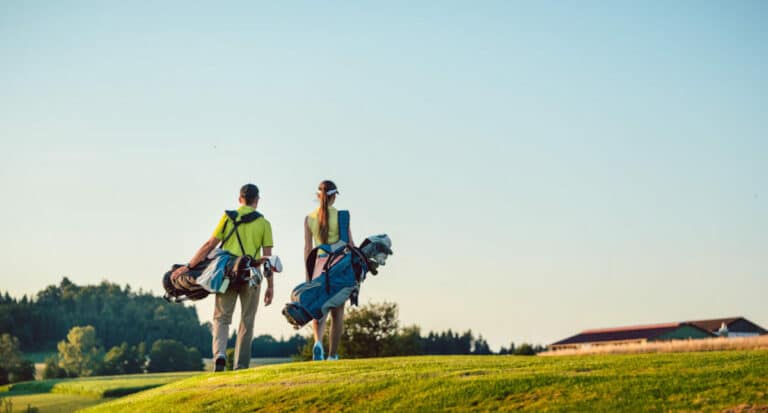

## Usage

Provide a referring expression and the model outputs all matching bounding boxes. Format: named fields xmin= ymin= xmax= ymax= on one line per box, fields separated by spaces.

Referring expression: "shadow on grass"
xmin=2 ymin=372 xmax=202 ymax=400
xmin=0 ymin=379 xmax=63 ymax=396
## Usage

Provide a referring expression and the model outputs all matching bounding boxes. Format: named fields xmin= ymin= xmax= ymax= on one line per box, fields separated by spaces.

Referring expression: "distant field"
xmin=0 ymin=372 xmax=200 ymax=413
xmin=22 ymin=352 xmax=56 ymax=381
xmin=544 ymin=335 xmax=768 ymax=357
xmin=83 ymin=351 xmax=768 ymax=412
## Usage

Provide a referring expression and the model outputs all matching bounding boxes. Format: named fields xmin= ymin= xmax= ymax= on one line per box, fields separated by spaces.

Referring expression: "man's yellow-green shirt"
xmin=212 ymin=205 xmax=273 ymax=258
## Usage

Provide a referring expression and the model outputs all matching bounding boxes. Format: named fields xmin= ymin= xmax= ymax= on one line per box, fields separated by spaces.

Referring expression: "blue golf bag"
xmin=283 ymin=211 xmax=381 ymax=329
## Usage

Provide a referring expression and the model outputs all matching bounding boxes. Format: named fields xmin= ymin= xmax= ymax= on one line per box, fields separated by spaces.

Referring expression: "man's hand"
xmin=263 ymin=285 xmax=274 ymax=306
xmin=171 ymin=265 xmax=189 ymax=281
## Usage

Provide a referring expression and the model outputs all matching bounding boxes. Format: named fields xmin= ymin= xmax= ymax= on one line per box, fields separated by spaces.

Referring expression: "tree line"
xmin=40 ymin=325 xmax=204 ymax=379
xmin=229 ymin=334 xmax=308 ymax=358
xmin=1 ymin=280 xmax=546 ymax=383
xmin=0 ymin=278 xmax=212 ymax=355
xmin=298 ymin=302 xmax=546 ymax=359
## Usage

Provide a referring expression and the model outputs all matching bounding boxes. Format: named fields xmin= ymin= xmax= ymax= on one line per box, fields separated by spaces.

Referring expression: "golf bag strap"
xmin=347 ymin=246 xmax=369 ymax=306
xmin=338 ymin=210 xmax=350 ymax=243
xmin=233 ymin=225 xmax=248 ymax=258
xmin=305 ymin=248 xmax=320 ymax=282
xmin=348 ymin=246 xmax=368 ymax=283
xmin=305 ymin=243 xmax=335 ymax=281
xmin=220 ymin=210 xmax=263 ymax=254
xmin=322 ymin=248 xmax=347 ymax=294
xmin=219 ymin=210 xmax=240 ymax=247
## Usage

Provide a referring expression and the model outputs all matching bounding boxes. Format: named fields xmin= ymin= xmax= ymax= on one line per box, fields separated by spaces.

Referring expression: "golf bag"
xmin=162 ymin=260 xmax=214 ymax=302
xmin=162 ymin=209 xmax=267 ymax=303
xmin=282 ymin=211 xmax=393 ymax=328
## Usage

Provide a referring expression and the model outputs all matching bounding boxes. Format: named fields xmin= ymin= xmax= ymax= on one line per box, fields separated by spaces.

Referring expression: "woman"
xmin=304 ymin=180 xmax=353 ymax=361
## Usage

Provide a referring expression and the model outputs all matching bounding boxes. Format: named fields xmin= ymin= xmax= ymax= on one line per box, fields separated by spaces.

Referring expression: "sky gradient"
xmin=1 ymin=1 xmax=766 ymax=350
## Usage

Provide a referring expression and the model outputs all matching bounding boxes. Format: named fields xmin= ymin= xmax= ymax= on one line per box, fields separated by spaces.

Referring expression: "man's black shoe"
xmin=214 ymin=357 xmax=226 ymax=372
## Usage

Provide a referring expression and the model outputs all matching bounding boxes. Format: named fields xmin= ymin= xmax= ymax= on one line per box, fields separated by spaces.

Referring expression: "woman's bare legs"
xmin=313 ymin=316 xmax=327 ymax=344
xmin=328 ymin=303 xmax=345 ymax=358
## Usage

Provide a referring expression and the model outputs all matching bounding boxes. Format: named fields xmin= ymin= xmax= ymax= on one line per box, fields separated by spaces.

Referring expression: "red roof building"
xmin=550 ymin=316 xmax=766 ymax=351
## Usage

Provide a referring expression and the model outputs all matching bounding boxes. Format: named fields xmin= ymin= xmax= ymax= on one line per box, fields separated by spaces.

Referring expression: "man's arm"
xmin=190 ymin=237 xmax=220 ymax=267
xmin=303 ymin=217 xmax=313 ymax=261
xmin=171 ymin=237 xmax=219 ymax=280
xmin=262 ymin=246 xmax=273 ymax=306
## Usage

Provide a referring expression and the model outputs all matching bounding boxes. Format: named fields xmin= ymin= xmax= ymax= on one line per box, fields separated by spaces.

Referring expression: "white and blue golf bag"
xmin=282 ymin=211 xmax=393 ymax=329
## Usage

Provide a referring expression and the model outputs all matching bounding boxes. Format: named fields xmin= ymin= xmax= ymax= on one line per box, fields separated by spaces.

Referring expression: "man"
xmin=172 ymin=183 xmax=274 ymax=371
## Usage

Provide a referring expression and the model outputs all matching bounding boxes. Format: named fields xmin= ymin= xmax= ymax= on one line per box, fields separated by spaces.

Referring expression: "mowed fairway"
xmin=0 ymin=393 xmax=103 ymax=413
xmin=84 ymin=351 xmax=768 ymax=412
xmin=0 ymin=372 xmax=199 ymax=413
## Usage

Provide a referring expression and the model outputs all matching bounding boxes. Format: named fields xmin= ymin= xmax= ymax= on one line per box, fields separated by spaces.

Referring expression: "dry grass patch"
xmin=542 ymin=335 xmax=768 ymax=356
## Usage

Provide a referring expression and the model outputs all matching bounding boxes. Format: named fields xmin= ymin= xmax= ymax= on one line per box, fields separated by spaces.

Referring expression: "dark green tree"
xmin=43 ymin=356 xmax=67 ymax=379
xmin=136 ymin=341 xmax=148 ymax=372
xmin=8 ymin=360 xmax=35 ymax=383
xmin=0 ymin=334 xmax=35 ymax=384
xmin=515 ymin=343 xmax=536 ymax=356
xmin=472 ymin=335 xmax=492 ymax=355
xmin=392 ymin=325 xmax=423 ymax=356
xmin=57 ymin=326 xmax=103 ymax=377
xmin=342 ymin=302 xmax=400 ymax=358
xmin=251 ymin=334 xmax=307 ymax=357
xmin=102 ymin=342 xmax=143 ymax=375
xmin=146 ymin=339 xmax=203 ymax=372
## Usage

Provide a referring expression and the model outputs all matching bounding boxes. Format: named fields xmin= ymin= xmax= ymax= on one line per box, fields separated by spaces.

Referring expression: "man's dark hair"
xmin=241 ymin=184 xmax=260 ymax=205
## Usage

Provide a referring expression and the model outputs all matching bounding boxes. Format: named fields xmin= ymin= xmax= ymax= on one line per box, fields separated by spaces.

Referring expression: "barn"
xmin=550 ymin=316 xmax=767 ymax=351
xmin=687 ymin=317 xmax=767 ymax=338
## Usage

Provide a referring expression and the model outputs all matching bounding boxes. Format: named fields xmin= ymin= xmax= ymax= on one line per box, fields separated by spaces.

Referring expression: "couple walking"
xmin=171 ymin=180 xmax=350 ymax=371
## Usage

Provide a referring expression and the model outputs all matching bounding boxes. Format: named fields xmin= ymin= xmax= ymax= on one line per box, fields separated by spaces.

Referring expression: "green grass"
xmin=0 ymin=372 xmax=200 ymax=413
xmin=202 ymin=357 xmax=291 ymax=371
xmin=0 ymin=393 xmax=104 ymax=413
xmin=81 ymin=351 xmax=768 ymax=412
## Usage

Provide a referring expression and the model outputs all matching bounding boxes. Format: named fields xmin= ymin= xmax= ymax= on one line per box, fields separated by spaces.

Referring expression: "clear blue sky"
xmin=1 ymin=1 xmax=766 ymax=350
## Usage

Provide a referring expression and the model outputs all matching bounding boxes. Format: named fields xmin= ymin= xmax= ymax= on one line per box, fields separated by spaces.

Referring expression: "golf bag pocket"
xmin=283 ymin=254 xmax=362 ymax=329
xmin=197 ymin=250 xmax=233 ymax=293
xmin=163 ymin=262 xmax=212 ymax=302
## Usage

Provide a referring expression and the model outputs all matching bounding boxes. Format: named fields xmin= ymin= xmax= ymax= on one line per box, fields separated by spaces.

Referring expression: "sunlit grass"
xmin=0 ymin=393 xmax=103 ymax=413
xmin=83 ymin=352 xmax=768 ymax=412
xmin=0 ymin=372 xmax=200 ymax=413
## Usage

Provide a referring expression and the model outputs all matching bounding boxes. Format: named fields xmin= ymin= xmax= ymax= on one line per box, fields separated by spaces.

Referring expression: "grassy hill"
xmin=0 ymin=372 xmax=199 ymax=413
xmin=83 ymin=351 xmax=768 ymax=412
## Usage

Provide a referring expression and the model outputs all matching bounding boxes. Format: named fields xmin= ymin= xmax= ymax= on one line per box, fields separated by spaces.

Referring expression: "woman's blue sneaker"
xmin=327 ymin=355 xmax=339 ymax=361
xmin=313 ymin=342 xmax=324 ymax=361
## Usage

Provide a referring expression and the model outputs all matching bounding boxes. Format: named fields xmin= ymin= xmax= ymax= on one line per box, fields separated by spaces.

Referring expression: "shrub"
xmin=147 ymin=339 xmax=203 ymax=372
xmin=515 ymin=343 xmax=536 ymax=356
xmin=0 ymin=334 xmax=35 ymax=383
xmin=57 ymin=326 xmax=103 ymax=377
xmin=8 ymin=359 xmax=35 ymax=383
xmin=43 ymin=356 xmax=67 ymax=379
xmin=225 ymin=348 xmax=235 ymax=371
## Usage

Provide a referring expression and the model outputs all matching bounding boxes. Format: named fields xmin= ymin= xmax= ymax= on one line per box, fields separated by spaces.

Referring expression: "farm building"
xmin=550 ymin=317 xmax=767 ymax=351
xmin=687 ymin=317 xmax=767 ymax=338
